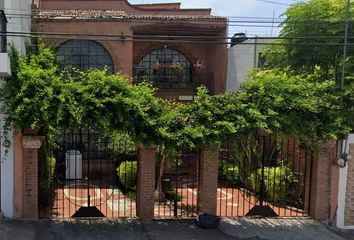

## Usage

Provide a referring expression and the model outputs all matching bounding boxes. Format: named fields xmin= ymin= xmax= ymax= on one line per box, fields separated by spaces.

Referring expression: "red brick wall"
xmin=344 ymin=143 xmax=354 ymax=225
xmin=198 ymin=149 xmax=218 ymax=215
xmin=39 ymin=0 xmax=211 ymax=16
xmin=136 ymin=146 xmax=156 ymax=220
xmin=34 ymin=0 xmax=228 ymax=97
xmin=309 ymin=142 xmax=337 ymax=222
xmin=22 ymin=148 xmax=39 ymax=219
xmin=21 ymin=136 xmax=43 ymax=219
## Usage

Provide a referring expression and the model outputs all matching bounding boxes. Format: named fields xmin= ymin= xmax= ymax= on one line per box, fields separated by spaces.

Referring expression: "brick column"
xmin=309 ymin=142 xmax=336 ymax=222
xmin=136 ymin=145 xmax=156 ymax=220
xmin=21 ymin=136 xmax=43 ymax=219
xmin=198 ymin=149 xmax=219 ymax=215
xmin=344 ymin=144 xmax=354 ymax=226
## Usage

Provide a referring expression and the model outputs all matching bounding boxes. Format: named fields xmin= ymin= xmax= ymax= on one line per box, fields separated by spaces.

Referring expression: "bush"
xmin=163 ymin=189 xmax=182 ymax=202
xmin=250 ymin=166 xmax=297 ymax=202
xmin=117 ymin=161 xmax=137 ymax=191
xmin=38 ymin=150 xmax=56 ymax=217
xmin=218 ymin=159 xmax=241 ymax=186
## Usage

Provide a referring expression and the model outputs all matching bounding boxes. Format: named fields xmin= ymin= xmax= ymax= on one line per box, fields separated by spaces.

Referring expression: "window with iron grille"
xmin=0 ymin=10 xmax=7 ymax=53
xmin=57 ymin=40 xmax=113 ymax=72
xmin=134 ymin=48 xmax=193 ymax=89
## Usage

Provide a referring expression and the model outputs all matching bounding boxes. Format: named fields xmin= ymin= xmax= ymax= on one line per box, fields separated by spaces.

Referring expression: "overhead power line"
xmin=2 ymin=30 xmax=354 ymax=41
xmin=2 ymin=31 xmax=354 ymax=47
xmin=252 ymin=0 xmax=291 ymax=6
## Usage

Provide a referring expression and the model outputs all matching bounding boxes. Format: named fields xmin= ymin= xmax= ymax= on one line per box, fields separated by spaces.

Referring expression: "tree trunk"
xmin=154 ymin=153 xmax=167 ymax=202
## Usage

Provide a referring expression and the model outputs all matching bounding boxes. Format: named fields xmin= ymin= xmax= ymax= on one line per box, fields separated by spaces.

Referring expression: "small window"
xmin=134 ymin=48 xmax=193 ymax=89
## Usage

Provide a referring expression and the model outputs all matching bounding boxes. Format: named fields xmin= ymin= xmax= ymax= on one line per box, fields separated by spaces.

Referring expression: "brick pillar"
xmin=344 ymin=144 xmax=354 ymax=226
xmin=136 ymin=145 xmax=156 ymax=220
xmin=198 ymin=149 xmax=219 ymax=215
xmin=21 ymin=136 xmax=43 ymax=219
xmin=309 ymin=142 xmax=336 ymax=222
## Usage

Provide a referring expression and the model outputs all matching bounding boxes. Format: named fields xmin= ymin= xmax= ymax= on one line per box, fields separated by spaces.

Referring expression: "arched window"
xmin=134 ymin=48 xmax=193 ymax=89
xmin=57 ymin=40 xmax=113 ymax=72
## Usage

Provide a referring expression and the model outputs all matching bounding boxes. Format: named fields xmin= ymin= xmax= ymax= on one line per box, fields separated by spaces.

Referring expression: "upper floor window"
xmin=57 ymin=40 xmax=113 ymax=72
xmin=134 ymin=48 xmax=193 ymax=89
xmin=0 ymin=10 xmax=7 ymax=53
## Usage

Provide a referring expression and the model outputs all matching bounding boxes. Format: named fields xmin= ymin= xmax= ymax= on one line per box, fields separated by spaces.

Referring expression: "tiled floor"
xmin=51 ymin=181 xmax=304 ymax=219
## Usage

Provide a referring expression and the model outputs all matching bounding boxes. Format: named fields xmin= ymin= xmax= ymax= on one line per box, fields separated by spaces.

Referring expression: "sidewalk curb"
xmin=218 ymin=217 xmax=346 ymax=240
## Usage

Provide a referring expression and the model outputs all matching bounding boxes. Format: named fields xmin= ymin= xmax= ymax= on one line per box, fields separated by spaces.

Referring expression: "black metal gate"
xmin=154 ymin=149 xmax=199 ymax=218
xmin=50 ymin=128 xmax=138 ymax=219
xmin=218 ymin=135 xmax=313 ymax=217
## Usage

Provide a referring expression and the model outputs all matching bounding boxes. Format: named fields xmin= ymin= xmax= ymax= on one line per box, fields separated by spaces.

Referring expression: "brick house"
xmin=32 ymin=0 xmax=228 ymax=100
xmin=0 ymin=0 xmax=351 ymax=227
xmin=4 ymin=0 xmax=228 ymax=220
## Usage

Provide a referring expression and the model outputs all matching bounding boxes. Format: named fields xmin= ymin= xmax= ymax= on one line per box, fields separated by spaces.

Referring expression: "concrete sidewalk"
xmin=0 ymin=218 xmax=348 ymax=240
xmin=0 ymin=219 xmax=234 ymax=240
xmin=218 ymin=217 xmax=345 ymax=240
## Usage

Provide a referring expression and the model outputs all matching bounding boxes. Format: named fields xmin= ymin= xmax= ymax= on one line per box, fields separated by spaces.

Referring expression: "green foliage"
xmin=163 ymin=189 xmax=182 ymax=202
xmin=117 ymin=161 xmax=138 ymax=191
xmin=38 ymin=148 xmax=56 ymax=212
xmin=126 ymin=191 xmax=137 ymax=201
xmin=1 ymin=43 xmax=164 ymax=146
xmin=250 ymin=166 xmax=297 ymax=202
xmin=108 ymin=131 xmax=137 ymax=158
xmin=238 ymin=69 xmax=353 ymax=144
xmin=2 ymin=42 xmax=353 ymax=162
xmin=262 ymin=0 xmax=354 ymax=82
xmin=218 ymin=159 xmax=241 ymax=186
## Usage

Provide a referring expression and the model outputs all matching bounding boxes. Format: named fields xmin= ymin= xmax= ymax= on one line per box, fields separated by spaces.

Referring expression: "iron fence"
xmin=50 ymin=128 xmax=138 ymax=219
xmin=217 ymin=135 xmax=313 ymax=217
xmin=154 ymin=149 xmax=199 ymax=219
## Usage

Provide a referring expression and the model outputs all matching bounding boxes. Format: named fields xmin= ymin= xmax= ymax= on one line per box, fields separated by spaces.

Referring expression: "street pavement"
xmin=0 ymin=218 xmax=350 ymax=240
xmin=219 ymin=217 xmax=346 ymax=240
xmin=0 ymin=219 xmax=234 ymax=240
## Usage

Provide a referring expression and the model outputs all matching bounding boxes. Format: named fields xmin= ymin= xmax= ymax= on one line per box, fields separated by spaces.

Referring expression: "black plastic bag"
xmin=197 ymin=213 xmax=220 ymax=229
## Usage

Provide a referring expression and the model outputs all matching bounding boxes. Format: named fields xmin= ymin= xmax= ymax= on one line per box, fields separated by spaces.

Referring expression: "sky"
xmin=128 ymin=0 xmax=304 ymax=36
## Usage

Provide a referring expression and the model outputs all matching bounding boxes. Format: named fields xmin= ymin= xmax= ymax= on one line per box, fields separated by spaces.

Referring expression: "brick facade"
xmin=136 ymin=146 xmax=156 ymax=220
xmin=344 ymin=143 xmax=354 ymax=226
xmin=21 ymin=136 xmax=43 ymax=219
xmin=33 ymin=0 xmax=228 ymax=98
xmin=308 ymin=142 xmax=337 ymax=222
xmin=198 ymin=149 xmax=219 ymax=215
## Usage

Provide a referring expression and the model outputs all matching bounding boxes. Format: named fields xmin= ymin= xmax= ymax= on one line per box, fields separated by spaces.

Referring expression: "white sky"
xmin=127 ymin=0 xmax=304 ymax=36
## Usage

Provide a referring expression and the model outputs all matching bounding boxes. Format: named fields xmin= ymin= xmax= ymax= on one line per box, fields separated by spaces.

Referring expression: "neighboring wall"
xmin=226 ymin=38 xmax=272 ymax=92
xmin=0 ymin=0 xmax=31 ymax=218
xmin=337 ymin=134 xmax=354 ymax=229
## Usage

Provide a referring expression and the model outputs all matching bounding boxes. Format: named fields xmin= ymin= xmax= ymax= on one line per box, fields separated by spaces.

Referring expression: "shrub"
xmin=265 ymin=166 xmax=296 ymax=202
xmin=250 ymin=166 xmax=297 ymax=202
xmin=218 ymin=159 xmax=241 ymax=186
xmin=163 ymin=189 xmax=182 ymax=202
xmin=117 ymin=161 xmax=137 ymax=191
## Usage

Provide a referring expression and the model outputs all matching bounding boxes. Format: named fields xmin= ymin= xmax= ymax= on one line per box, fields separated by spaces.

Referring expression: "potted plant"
xmin=170 ymin=62 xmax=185 ymax=79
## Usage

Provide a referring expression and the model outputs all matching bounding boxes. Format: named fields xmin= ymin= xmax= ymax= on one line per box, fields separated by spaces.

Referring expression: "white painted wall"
xmin=337 ymin=134 xmax=354 ymax=229
xmin=0 ymin=116 xmax=14 ymax=218
xmin=4 ymin=0 xmax=32 ymax=54
xmin=226 ymin=38 xmax=272 ymax=92
xmin=0 ymin=0 xmax=31 ymax=218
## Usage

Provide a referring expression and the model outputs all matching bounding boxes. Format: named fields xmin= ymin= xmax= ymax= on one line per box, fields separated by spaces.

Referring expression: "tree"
xmin=1 ymin=43 xmax=164 ymax=146
xmin=263 ymin=0 xmax=354 ymax=84
xmin=238 ymin=69 xmax=353 ymax=144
